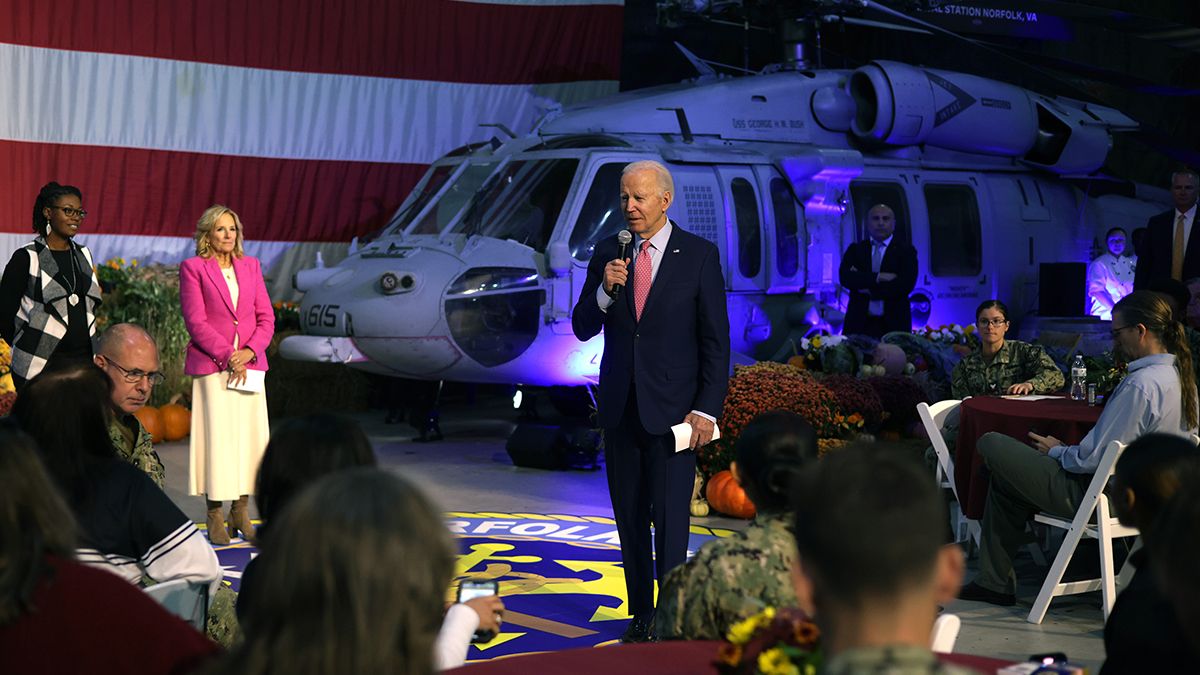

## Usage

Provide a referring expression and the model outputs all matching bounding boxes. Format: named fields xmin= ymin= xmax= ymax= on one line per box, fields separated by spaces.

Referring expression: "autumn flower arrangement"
xmin=918 ymin=323 xmax=979 ymax=347
xmin=718 ymin=363 xmax=843 ymax=440
xmin=272 ymin=300 xmax=301 ymax=331
xmin=819 ymin=374 xmax=884 ymax=431
xmin=866 ymin=375 xmax=930 ymax=429
xmin=716 ymin=607 xmax=822 ymax=675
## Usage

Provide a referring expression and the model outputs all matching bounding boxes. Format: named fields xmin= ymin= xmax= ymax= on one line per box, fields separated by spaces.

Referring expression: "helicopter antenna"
xmin=674 ymin=42 xmax=717 ymax=78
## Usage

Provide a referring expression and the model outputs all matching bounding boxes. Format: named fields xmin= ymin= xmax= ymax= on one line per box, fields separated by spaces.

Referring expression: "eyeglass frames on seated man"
xmin=100 ymin=356 xmax=166 ymax=386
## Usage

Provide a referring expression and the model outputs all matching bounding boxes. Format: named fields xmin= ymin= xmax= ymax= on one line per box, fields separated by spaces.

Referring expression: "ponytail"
xmin=1163 ymin=321 xmax=1199 ymax=430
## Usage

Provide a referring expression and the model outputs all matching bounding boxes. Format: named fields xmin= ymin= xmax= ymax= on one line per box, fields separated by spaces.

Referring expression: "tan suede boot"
xmin=206 ymin=499 xmax=231 ymax=545
xmin=228 ymin=495 xmax=256 ymax=543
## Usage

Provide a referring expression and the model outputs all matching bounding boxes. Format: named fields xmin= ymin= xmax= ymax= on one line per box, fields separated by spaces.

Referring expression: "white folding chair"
xmin=1027 ymin=440 xmax=1139 ymax=624
xmin=930 ymin=613 xmax=961 ymax=653
xmin=917 ymin=400 xmax=980 ymax=546
xmin=144 ymin=578 xmax=209 ymax=631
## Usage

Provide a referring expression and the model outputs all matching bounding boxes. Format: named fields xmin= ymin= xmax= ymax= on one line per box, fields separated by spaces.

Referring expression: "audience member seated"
xmin=1148 ymin=463 xmax=1200 ymax=660
xmin=220 ymin=467 xmax=491 ymax=674
xmin=11 ymin=365 xmax=223 ymax=595
xmin=94 ymin=323 xmax=167 ymax=487
xmin=656 ymin=411 xmax=817 ymax=640
xmin=237 ymin=414 xmax=501 ymax=670
xmin=952 ymin=299 xmax=1064 ymax=399
xmin=791 ymin=445 xmax=970 ymax=674
xmin=961 ymin=291 xmax=1199 ymax=606
xmin=0 ymin=421 xmax=219 ymax=674
xmin=1101 ymin=434 xmax=1200 ymax=674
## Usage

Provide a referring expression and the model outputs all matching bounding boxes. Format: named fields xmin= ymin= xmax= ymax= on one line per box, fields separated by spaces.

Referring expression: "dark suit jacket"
xmin=839 ymin=238 xmax=918 ymax=336
xmin=572 ymin=224 xmax=730 ymax=435
xmin=1133 ymin=209 xmax=1200 ymax=290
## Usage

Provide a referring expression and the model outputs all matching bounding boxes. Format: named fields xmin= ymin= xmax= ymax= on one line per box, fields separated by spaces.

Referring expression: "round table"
xmin=446 ymin=640 xmax=1014 ymax=674
xmin=954 ymin=396 xmax=1103 ymax=519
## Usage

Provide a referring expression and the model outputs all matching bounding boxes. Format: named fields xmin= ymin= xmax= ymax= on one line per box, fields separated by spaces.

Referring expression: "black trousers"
xmin=604 ymin=385 xmax=696 ymax=617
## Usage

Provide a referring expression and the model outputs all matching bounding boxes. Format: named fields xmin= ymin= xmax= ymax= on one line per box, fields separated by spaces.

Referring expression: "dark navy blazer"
xmin=572 ymin=224 xmax=730 ymax=435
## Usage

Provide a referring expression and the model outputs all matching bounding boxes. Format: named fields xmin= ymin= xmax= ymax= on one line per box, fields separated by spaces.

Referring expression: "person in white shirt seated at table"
xmin=960 ymin=290 xmax=1199 ymax=606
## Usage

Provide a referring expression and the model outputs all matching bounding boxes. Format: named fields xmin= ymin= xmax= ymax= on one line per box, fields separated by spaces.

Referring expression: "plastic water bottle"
xmin=1070 ymin=354 xmax=1087 ymax=401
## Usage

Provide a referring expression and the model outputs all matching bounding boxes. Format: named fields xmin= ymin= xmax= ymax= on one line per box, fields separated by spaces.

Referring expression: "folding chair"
xmin=916 ymin=400 xmax=979 ymax=546
xmin=930 ymin=613 xmax=961 ymax=653
xmin=144 ymin=578 xmax=209 ymax=631
xmin=1027 ymin=440 xmax=1138 ymax=624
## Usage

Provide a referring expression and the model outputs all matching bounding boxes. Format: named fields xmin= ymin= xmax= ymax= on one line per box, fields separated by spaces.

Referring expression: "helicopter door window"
xmin=924 ymin=184 xmax=982 ymax=277
xmin=769 ymin=178 xmax=800 ymax=278
xmin=731 ymin=178 xmax=762 ymax=278
xmin=849 ymin=181 xmax=911 ymax=244
xmin=569 ymin=162 xmax=626 ymax=261
xmin=408 ymin=161 xmax=499 ymax=235
xmin=451 ymin=159 xmax=579 ymax=252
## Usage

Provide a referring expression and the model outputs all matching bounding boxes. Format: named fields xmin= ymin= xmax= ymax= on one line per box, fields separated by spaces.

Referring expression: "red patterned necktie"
xmin=634 ymin=239 xmax=653 ymax=320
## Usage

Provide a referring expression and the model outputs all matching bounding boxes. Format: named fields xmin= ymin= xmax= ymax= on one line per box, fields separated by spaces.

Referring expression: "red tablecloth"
xmin=955 ymin=396 xmax=1103 ymax=519
xmin=447 ymin=640 xmax=1014 ymax=674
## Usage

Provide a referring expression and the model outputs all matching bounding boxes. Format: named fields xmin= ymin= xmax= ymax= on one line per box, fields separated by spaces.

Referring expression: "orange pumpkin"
xmin=787 ymin=355 xmax=807 ymax=370
xmin=160 ymin=403 xmax=192 ymax=441
xmin=705 ymin=470 xmax=756 ymax=519
xmin=134 ymin=406 xmax=164 ymax=444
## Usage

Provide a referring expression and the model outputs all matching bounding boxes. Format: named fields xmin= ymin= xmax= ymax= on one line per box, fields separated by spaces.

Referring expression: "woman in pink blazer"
xmin=180 ymin=205 xmax=274 ymax=545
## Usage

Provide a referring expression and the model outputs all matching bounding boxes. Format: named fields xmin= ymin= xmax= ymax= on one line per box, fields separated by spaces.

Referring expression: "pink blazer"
xmin=180 ymin=255 xmax=275 ymax=376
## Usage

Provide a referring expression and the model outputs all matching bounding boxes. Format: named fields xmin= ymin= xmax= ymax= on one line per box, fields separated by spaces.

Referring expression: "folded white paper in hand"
xmin=227 ymin=368 xmax=266 ymax=394
xmin=670 ymin=421 xmax=721 ymax=452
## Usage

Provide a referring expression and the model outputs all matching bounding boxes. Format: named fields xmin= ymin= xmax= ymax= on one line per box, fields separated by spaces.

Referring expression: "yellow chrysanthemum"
xmin=726 ymin=607 xmax=775 ymax=644
xmin=757 ymin=647 xmax=800 ymax=675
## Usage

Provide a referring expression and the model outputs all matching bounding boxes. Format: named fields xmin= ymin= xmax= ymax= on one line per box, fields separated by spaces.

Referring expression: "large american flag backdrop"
xmin=0 ymin=0 xmax=622 ymax=290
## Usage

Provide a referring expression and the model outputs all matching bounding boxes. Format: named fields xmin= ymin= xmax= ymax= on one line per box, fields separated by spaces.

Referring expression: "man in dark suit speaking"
xmin=1134 ymin=169 xmax=1199 ymax=290
xmin=839 ymin=204 xmax=918 ymax=338
xmin=572 ymin=160 xmax=730 ymax=643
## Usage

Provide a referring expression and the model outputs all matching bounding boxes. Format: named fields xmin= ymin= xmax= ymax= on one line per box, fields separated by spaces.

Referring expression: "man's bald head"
xmin=94 ymin=324 xmax=160 ymax=415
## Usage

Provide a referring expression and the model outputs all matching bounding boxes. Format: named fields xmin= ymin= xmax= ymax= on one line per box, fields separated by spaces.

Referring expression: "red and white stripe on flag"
xmin=0 ymin=0 xmax=622 ymax=250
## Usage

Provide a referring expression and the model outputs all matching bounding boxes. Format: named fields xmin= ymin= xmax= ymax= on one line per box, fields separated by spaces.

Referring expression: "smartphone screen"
xmin=458 ymin=580 xmax=499 ymax=603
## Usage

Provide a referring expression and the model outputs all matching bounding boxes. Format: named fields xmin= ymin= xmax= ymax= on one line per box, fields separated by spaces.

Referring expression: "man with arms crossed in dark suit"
xmin=839 ymin=204 xmax=918 ymax=338
xmin=572 ymin=160 xmax=730 ymax=643
xmin=1134 ymin=169 xmax=1199 ymax=290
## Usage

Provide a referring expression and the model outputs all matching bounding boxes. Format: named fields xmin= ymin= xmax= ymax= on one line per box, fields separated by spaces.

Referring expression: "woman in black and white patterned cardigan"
xmin=0 ymin=182 xmax=103 ymax=393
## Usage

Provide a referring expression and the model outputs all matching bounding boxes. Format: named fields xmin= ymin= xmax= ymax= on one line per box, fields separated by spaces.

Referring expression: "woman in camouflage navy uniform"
xmin=951 ymin=300 xmax=1064 ymax=399
xmin=656 ymin=411 xmax=817 ymax=640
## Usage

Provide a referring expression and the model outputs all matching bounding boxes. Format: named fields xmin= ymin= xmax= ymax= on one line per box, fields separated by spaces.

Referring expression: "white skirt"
xmin=188 ymin=371 xmax=270 ymax=500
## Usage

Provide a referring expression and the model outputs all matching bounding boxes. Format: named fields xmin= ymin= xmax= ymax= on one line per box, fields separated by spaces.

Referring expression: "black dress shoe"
xmin=958 ymin=581 xmax=1016 ymax=607
xmin=620 ymin=612 xmax=656 ymax=643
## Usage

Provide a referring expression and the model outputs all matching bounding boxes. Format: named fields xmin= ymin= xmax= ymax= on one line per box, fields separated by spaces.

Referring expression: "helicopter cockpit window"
xmin=731 ymin=178 xmax=762 ymax=278
xmin=925 ymin=184 xmax=982 ymax=277
xmin=569 ymin=163 xmax=626 ymax=261
xmin=382 ymin=163 xmax=456 ymax=236
xmin=770 ymin=178 xmax=800 ymax=278
xmin=849 ymin=182 xmax=910 ymax=244
xmin=407 ymin=161 xmax=498 ymax=235
xmin=451 ymin=159 xmax=578 ymax=252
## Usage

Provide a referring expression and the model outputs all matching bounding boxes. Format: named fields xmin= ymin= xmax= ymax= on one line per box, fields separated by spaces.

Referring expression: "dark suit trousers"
xmin=605 ymin=385 xmax=696 ymax=617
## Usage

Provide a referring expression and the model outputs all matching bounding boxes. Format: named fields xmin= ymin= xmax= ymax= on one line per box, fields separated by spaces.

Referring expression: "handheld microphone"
xmin=612 ymin=229 xmax=633 ymax=299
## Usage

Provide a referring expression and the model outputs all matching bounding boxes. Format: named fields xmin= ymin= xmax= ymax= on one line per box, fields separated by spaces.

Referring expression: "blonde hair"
xmin=193 ymin=204 xmax=245 ymax=259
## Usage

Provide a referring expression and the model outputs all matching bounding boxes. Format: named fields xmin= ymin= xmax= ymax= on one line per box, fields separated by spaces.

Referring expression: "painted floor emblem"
xmin=212 ymin=512 xmax=732 ymax=660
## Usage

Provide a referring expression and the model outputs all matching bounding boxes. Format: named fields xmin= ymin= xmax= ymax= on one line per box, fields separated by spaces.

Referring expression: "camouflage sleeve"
xmin=950 ymin=359 xmax=972 ymax=400
xmin=111 ymin=418 xmax=166 ymax=489
xmin=654 ymin=559 xmax=694 ymax=639
xmin=1021 ymin=343 xmax=1065 ymax=394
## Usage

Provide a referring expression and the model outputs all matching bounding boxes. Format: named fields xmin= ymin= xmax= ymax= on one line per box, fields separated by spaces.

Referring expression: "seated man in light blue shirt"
xmin=960 ymin=290 xmax=1199 ymax=606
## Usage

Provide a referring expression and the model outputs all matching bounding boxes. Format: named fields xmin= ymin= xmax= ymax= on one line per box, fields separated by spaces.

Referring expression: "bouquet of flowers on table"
xmin=716 ymin=607 xmax=822 ymax=675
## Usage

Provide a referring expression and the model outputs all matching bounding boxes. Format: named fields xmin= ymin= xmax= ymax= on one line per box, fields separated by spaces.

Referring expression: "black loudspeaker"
xmin=506 ymin=423 xmax=601 ymax=471
xmin=1039 ymin=263 xmax=1087 ymax=317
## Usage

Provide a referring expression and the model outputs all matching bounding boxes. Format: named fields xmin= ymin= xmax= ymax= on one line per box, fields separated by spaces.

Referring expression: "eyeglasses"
xmin=976 ymin=319 xmax=1008 ymax=328
xmin=102 ymin=356 xmax=165 ymax=386
xmin=49 ymin=205 xmax=88 ymax=219
xmin=1110 ymin=325 xmax=1137 ymax=339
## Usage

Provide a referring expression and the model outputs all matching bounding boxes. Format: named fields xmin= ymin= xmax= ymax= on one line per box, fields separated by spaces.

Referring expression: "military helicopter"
xmin=279 ymin=1 xmax=1175 ymax=393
